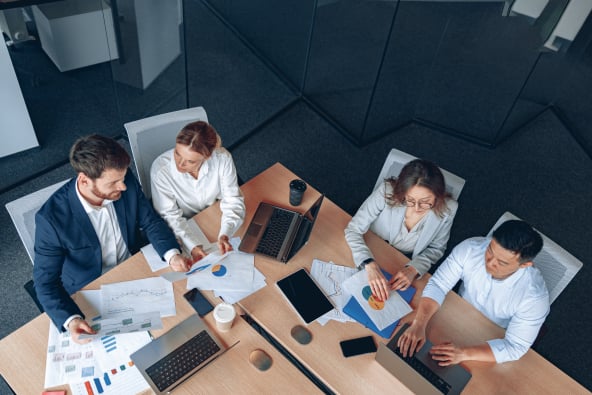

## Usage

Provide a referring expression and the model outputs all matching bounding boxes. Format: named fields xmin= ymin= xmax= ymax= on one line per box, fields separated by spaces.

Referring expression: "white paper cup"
xmin=213 ymin=303 xmax=236 ymax=332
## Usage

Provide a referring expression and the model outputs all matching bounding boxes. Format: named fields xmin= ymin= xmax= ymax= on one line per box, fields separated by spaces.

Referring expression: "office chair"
xmin=373 ymin=148 xmax=466 ymax=201
xmin=124 ymin=106 xmax=208 ymax=200
xmin=487 ymin=211 xmax=583 ymax=304
xmin=5 ymin=179 xmax=69 ymax=265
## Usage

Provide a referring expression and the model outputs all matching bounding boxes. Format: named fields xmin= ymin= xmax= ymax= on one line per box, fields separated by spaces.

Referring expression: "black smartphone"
xmin=339 ymin=336 xmax=377 ymax=357
xmin=183 ymin=288 xmax=214 ymax=317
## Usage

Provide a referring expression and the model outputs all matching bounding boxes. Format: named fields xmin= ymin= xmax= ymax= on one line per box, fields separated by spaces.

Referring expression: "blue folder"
xmin=343 ymin=280 xmax=416 ymax=339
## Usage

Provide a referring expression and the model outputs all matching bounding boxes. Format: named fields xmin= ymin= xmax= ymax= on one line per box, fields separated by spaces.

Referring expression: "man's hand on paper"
xmin=68 ymin=318 xmax=96 ymax=344
xmin=170 ymin=253 xmax=192 ymax=272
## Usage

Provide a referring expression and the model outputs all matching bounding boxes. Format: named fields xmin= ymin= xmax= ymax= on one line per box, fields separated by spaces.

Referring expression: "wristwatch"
xmin=359 ymin=258 xmax=374 ymax=270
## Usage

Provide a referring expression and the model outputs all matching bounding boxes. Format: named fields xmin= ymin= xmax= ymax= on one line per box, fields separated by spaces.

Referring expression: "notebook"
xmin=239 ymin=194 xmax=324 ymax=262
xmin=130 ymin=314 xmax=229 ymax=395
xmin=375 ymin=323 xmax=472 ymax=395
xmin=276 ymin=267 xmax=335 ymax=324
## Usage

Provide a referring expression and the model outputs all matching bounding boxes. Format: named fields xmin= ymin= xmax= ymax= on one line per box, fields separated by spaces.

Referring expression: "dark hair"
xmin=176 ymin=121 xmax=221 ymax=158
xmin=492 ymin=220 xmax=543 ymax=263
xmin=69 ymin=134 xmax=130 ymax=179
xmin=385 ymin=159 xmax=450 ymax=216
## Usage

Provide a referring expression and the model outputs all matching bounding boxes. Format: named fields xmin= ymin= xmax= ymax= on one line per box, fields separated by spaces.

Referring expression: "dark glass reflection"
xmin=304 ymin=0 xmax=398 ymax=140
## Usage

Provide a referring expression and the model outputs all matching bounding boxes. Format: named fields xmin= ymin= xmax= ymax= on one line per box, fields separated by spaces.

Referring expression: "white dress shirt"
xmin=75 ymin=181 xmax=130 ymax=272
xmin=151 ymin=147 xmax=245 ymax=252
xmin=345 ymin=182 xmax=458 ymax=276
xmin=422 ymin=237 xmax=550 ymax=363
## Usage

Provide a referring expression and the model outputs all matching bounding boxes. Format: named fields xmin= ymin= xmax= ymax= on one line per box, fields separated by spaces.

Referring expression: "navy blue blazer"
xmin=33 ymin=171 xmax=179 ymax=330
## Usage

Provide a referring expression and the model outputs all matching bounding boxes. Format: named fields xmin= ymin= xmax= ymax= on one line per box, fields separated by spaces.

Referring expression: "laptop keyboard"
xmin=394 ymin=347 xmax=452 ymax=394
xmin=256 ymin=209 xmax=294 ymax=257
xmin=145 ymin=330 xmax=221 ymax=392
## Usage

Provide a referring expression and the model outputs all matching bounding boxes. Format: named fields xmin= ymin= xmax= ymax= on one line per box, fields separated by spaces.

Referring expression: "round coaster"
xmin=290 ymin=324 xmax=312 ymax=345
xmin=249 ymin=349 xmax=273 ymax=371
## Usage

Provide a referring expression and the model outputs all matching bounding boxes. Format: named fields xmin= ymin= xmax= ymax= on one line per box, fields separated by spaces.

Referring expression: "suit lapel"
xmin=113 ymin=197 xmax=129 ymax=248
xmin=414 ymin=210 xmax=440 ymax=256
xmin=67 ymin=179 xmax=100 ymax=248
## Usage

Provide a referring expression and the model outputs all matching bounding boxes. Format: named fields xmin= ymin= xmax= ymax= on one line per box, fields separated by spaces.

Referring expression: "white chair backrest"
xmin=5 ymin=179 xmax=69 ymax=264
xmin=124 ymin=106 xmax=208 ymax=199
xmin=373 ymin=148 xmax=466 ymax=201
xmin=487 ymin=211 xmax=583 ymax=304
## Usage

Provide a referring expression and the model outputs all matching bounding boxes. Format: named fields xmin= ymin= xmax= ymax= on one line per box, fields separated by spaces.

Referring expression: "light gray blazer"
xmin=345 ymin=182 xmax=458 ymax=276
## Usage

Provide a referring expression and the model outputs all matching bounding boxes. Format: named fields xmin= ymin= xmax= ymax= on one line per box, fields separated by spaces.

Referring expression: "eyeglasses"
xmin=404 ymin=199 xmax=433 ymax=210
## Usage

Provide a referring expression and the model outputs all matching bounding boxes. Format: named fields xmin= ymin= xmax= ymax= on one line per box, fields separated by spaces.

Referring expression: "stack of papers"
xmin=44 ymin=290 xmax=155 ymax=393
xmin=310 ymin=259 xmax=357 ymax=325
xmin=342 ymin=270 xmax=412 ymax=331
xmin=309 ymin=259 xmax=414 ymax=335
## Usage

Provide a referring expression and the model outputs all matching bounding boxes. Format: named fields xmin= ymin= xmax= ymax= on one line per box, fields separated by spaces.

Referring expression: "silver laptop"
xmin=239 ymin=194 xmax=324 ymax=262
xmin=131 ymin=314 xmax=229 ymax=394
xmin=375 ymin=323 xmax=472 ymax=395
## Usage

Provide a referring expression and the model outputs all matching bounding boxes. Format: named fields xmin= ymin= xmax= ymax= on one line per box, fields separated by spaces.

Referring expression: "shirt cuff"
xmin=63 ymin=314 xmax=83 ymax=331
xmin=164 ymin=249 xmax=181 ymax=264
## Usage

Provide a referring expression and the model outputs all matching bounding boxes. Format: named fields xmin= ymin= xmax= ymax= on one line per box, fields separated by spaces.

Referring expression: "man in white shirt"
xmin=397 ymin=220 xmax=549 ymax=363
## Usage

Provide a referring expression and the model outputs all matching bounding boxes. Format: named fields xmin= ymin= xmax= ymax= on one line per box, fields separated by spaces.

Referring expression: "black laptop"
xmin=239 ymin=194 xmax=324 ymax=262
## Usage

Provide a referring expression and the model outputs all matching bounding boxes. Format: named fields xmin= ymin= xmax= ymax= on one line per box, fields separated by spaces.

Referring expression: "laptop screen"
xmin=288 ymin=195 xmax=324 ymax=260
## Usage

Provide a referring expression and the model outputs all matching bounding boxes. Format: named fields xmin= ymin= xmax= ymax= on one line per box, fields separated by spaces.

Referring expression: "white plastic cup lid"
xmin=214 ymin=303 xmax=235 ymax=323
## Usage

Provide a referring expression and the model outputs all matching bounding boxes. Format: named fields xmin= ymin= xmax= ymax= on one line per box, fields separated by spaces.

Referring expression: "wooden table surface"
xmin=194 ymin=162 xmax=589 ymax=395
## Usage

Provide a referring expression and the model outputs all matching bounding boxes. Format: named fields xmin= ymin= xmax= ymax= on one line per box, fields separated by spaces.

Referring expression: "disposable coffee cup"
xmin=213 ymin=303 xmax=236 ymax=332
xmin=289 ymin=179 xmax=307 ymax=206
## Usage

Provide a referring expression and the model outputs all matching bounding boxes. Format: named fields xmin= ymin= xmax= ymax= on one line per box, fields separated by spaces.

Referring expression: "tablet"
xmin=276 ymin=268 xmax=334 ymax=324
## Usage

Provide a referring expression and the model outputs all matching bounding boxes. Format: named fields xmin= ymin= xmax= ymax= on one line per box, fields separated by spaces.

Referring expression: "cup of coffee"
xmin=213 ymin=302 xmax=236 ymax=332
xmin=289 ymin=179 xmax=307 ymax=206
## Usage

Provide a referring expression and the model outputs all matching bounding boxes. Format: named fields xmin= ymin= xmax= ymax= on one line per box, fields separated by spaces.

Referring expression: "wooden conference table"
xmin=0 ymin=163 xmax=587 ymax=394
xmin=193 ymin=163 xmax=588 ymax=395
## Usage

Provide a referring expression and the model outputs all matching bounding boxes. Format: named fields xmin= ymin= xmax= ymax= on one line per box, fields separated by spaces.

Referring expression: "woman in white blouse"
xmin=345 ymin=159 xmax=457 ymax=301
xmin=151 ymin=121 xmax=245 ymax=261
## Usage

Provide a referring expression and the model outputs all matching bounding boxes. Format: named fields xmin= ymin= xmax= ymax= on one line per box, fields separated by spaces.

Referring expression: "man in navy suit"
xmin=34 ymin=135 xmax=192 ymax=343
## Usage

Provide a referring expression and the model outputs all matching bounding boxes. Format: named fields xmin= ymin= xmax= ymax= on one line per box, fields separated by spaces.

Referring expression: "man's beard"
xmin=91 ymin=185 xmax=121 ymax=201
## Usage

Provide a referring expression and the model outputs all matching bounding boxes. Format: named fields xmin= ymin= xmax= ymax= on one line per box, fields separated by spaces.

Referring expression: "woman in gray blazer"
xmin=345 ymin=159 xmax=458 ymax=301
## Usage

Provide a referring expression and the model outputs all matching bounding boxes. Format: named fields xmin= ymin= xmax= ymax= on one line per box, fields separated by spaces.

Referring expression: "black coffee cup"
xmin=289 ymin=179 xmax=307 ymax=206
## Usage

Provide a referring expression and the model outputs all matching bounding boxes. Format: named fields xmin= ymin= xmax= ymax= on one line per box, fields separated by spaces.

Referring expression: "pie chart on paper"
xmin=362 ymin=285 xmax=385 ymax=310
xmin=211 ymin=264 xmax=227 ymax=277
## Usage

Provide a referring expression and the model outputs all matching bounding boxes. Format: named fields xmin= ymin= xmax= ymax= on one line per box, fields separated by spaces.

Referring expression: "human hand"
xmin=389 ymin=266 xmax=418 ymax=291
xmin=170 ymin=253 xmax=191 ymax=272
xmin=365 ymin=261 xmax=390 ymax=301
xmin=396 ymin=319 xmax=427 ymax=358
xmin=218 ymin=235 xmax=233 ymax=254
xmin=429 ymin=342 xmax=466 ymax=366
xmin=68 ymin=318 xmax=96 ymax=344
xmin=191 ymin=246 xmax=207 ymax=263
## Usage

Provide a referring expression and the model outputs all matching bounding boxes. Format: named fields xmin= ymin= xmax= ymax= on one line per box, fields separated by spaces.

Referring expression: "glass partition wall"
xmin=3 ymin=0 xmax=591 ymax=190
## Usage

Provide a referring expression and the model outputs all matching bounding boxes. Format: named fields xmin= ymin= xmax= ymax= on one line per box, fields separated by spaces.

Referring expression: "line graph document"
xmin=310 ymin=259 xmax=357 ymax=325
xmin=101 ymin=277 xmax=176 ymax=318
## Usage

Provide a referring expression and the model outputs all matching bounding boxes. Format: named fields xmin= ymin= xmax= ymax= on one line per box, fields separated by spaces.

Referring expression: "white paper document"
xmin=79 ymin=311 xmax=163 ymax=339
xmin=44 ymin=323 xmax=151 ymax=389
xmin=101 ymin=277 xmax=176 ymax=318
xmin=214 ymin=266 xmax=267 ymax=304
xmin=310 ymin=259 xmax=357 ymax=325
xmin=70 ymin=362 xmax=150 ymax=395
xmin=342 ymin=270 xmax=412 ymax=330
xmin=44 ymin=322 xmax=102 ymax=388
xmin=186 ymin=251 xmax=256 ymax=292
